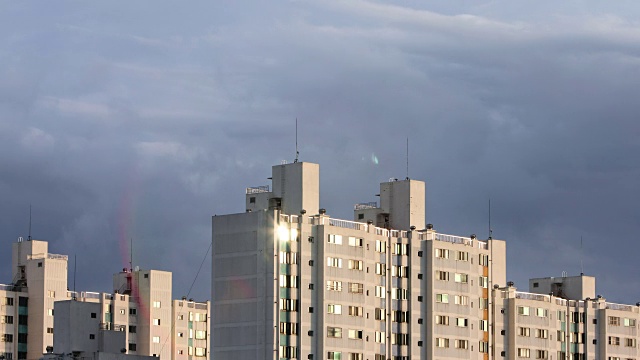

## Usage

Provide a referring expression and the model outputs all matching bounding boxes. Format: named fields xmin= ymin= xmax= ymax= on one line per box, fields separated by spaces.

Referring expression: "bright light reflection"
xmin=290 ymin=228 xmax=298 ymax=241
xmin=278 ymin=226 xmax=290 ymax=241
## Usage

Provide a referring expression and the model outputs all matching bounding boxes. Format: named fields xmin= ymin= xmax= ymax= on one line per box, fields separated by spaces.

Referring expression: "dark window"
xmin=358 ymin=214 xmax=364 ymax=220
xmin=18 ymin=315 xmax=27 ymax=325
xmin=2 ymin=334 xmax=13 ymax=342
xmin=592 ymin=339 xmax=597 ymax=345
xmin=418 ymin=296 xmax=423 ymax=302
xmin=4 ymin=316 xmax=13 ymax=324
xmin=418 ymin=251 xmax=423 ymax=257
xmin=418 ymin=318 xmax=423 ymax=324
xmin=308 ymin=331 xmax=313 ymax=336
xmin=501 ymin=330 xmax=505 ymax=335
xmin=418 ymin=273 xmax=423 ymax=279
xmin=144 ymin=274 xmax=149 ymax=279
xmin=129 ymin=309 xmax=137 ymax=315
xmin=308 ymin=236 xmax=314 ymax=243
xmin=533 ymin=282 xmax=539 ymax=288
xmin=309 ymin=307 xmax=313 ymax=313
xmin=418 ymin=341 xmax=423 ymax=346
xmin=501 ymin=351 xmax=506 ymax=357
xmin=2 ymin=352 xmax=13 ymax=360
xmin=91 ymin=313 xmax=97 ymax=318
xmin=308 ymin=355 xmax=313 ymax=360
xmin=309 ymin=260 xmax=314 ymax=266
xmin=5 ymin=297 xmax=14 ymax=306
xmin=308 ymin=284 xmax=314 ymax=290
xmin=47 ymin=328 xmax=53 ymax=334
xmin=593 ymin=319 xmax=597 ymax=324
xmin=17 ymin=333 xmax=27 ymax=343
xmin=18 ymin=352 xmax=26 ymax=360
xmin=129 ymin=326 xmax=137 ymax=333
xmin=128 ymin=344 xmax=137 ymax=351
xmin=18 ymin=297 xmax=28 ymax=306
xmin=38 ymin=262 xmax=42 ymax=268
xmin=89 ymin=334 xmax=95 ymax=340
xmin=249 ymin=197 xmax=256 ymax=204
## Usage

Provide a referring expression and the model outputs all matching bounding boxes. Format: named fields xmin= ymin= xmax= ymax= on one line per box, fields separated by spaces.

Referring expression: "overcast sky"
xmin=2 ymin=0 xmax=640 ymax=303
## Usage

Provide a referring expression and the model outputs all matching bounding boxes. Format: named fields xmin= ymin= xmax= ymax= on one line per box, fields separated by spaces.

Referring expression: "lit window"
xmin=153 ymin=318 xmax=161 ymax=325
xmin=517 ymin=348 xmax=531 ymax=358
xmin=153 ymin=301 xmax=161 ymax=308
xmin=436 ymin=293 xmax=449 ymax=303
xmin=327 ymin=304 xmax=342 ymax=315
xmin=327 ymin=234 xmax=343 ymax=245
xmin=152 ymin=336 xmax=160 ymax=343
xmin=435 ymin=338 xmax=449 ymax=348
xmin=326 ymin=257 xmax=342 ymax=268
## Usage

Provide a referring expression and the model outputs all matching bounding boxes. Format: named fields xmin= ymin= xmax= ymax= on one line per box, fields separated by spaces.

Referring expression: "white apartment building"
xmin=0 ymin=238 xmax=209 ymax=360
xmin=212 ymin=161 xmax=507 ymax=360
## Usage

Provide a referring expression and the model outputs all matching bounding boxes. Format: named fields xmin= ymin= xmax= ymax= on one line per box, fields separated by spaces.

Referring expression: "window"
xmin=91 ymin=312 xmax=97 ymax=318
xmin=280 ymin=299 xmax=299 ymax=311
xmin=327 ymin=352 xmax=342 ymax=360
xmin=129 ymin=309 xmax=137 ymax=315
xmin=375 ymin=240 xmax=386 ymax=252
xmin=435 ymin=315 xmax=449 ymax=325
xmin=375 ymin=331 xmax=385 ymax=343
xmin=1 ymin=352 xmax=12 ymax=360
xmin=153 ymin=318 xmax=161 ymax=325
xmin=418 ymin=251 xmax=423 ymax=257
xmin=348 ymin=260 xmax=363 ymax=271
xmin=280 ymin=322 xmax=298 ymax=335
xmin=327 ymin=234 xmax=343 ymax=245
xmin=349 ymin=282 xmax=364 ymax=294
xmin=625 ymin=338 xmax=636 ymax=347
xmin=375 ymin=263 xmax=386 ymax=275
xmin=609 ymin=336 xmax=620 ymax=346
xmin=4 ymin=298 xmax=13 ymax=306
xmin=178 ymin=332 xmax=184 ymax=337
xmin=392 ymin=311 xmax=409 ymax=323
xmin=454 ymin=295 xmax=469 ymax=305
xmin=119 ymin=309 xmax=125 ymax=315
xmin=279 ymin=346 xmax=297 ymax=359
xmin=624 ymin=318 xmax=636 ymax=327
xmin=249 ymin=196 xmax=256 ymax=203
xmin=375 ymin=286 xmax=386 ymax=298
xmin=348 ymin=354 xmax=363 ymax=360
xmin=479 ymin=341 xmax=489 ymax=353
xmin=348 ymin=306 xmax=363 ymax=317
xmin=436 ymin=293 xmax=449 ymax=303
xmin=479 ymin=254 xmax=489 ymax=266
xmin=152 ymin=301 xmax=161 ymax=308
xmin=517 ymin=306 xmax=530 ymax=316
xmin=479 ymin=276 xmax=489 ymax=288
xmin=436 ymin=270 xmax=449 ymax=281
xmin=195 ymin=348 xmax=206 ymax=357
xmin=457 ymin=251 xmax=469 ymax=261
xmin=1 ymin=316 xmax=13 ymax=324
xmin=327 ymin=327 xmax=342 ymax=338
xmin=38 ymin=262 xmax=42 ymax=267
xmin=280 ymin=252 xmax=299 ymax=264
xmin=454 ymin=273 xmax=468 ymax=283
xmin=435 ymin=248 xmax=450 ymax=259
xmin=518 ymin=348 xmax=531 ymax=358
xmin=327 ymin=257 xmax=342 ymax=268
xmin=326 ymin=281 xmax=342 ymax=291
xmin=391 ymin=265 xmax=409 ymax=278
xmin=456 ymin=318 xmax=468 ymax=327
xmin=391 ymin=288 xmax=409 ymax=300
xmin=144 ymin=274 xmax=149 ymax=278
xmin=327 ymin=304 xmax=342 ymax=315
xmin=47 ymin=327 xmax=54 ymax=334
xmin=348 ymin=329 xmax=363 ymax=340
xmin=435 ymin=338 xmax=449 ymax=348
xmin=128 ymin=343 xmax=137 ymax=351
xmin=391 ymin=333 xmax=409 ymax=345
xmin=374 ymin=308 xmax=385 ymax=321
xmin=348 ymin=237 xmax=363 ymax=247
xmin=536 ymin=308 xmax=547 ymax=317
xmin=536 ymin=350 xmax=548 ymax=359
xmin=18 ymin=315 xmax=27 ymax=325
xmin=536 ymin=329 xmax=548 ymax=339
xmin=280 ymin=275 xmax=298 ymax=288
xmin=480 ymin=320 xmax=488 ymax=331
xmin=393 ymin=243 xmax=409 ymax=255
xmin=309 ymin=284 xmax=314 ymax=290
xmin=152 ymin=336 xmax=160 ymax=343
xmin=518 ymin=327 xmax=530 ymax=337
xmin=609 ymin=316 xmax=621 ymax=326
xmin=2 ymin=334 xmax=13 ymax=342
xmin=455 ymin=339 xmax=469 ymax=349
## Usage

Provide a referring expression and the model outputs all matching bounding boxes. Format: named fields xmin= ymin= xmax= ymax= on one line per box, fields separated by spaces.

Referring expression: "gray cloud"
xmin=1 ymin=1 xmax=640 ymax=303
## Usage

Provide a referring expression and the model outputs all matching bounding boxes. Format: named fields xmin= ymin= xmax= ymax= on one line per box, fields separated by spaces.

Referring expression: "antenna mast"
xmin=28 ymin=205 xmax=32 ymax=241
xmin=488 ymin=198 xmax=493 ymax=240
xmin=130 ymin=238 xmax=133 ymax=272
xmin=73 ymin=254 xmax=77 ymax=300
xmin=406 ymin=137 xmax=409 ymax=180
xmin=294 ymin=118 xmax=299 ymax=163
xmin=580 ymin=236 xmax=584 ymax=275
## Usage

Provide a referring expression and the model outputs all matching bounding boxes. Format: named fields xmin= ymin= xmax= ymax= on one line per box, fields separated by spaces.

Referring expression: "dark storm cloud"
xmin=1 ymin=0 xmax=640 ymax=302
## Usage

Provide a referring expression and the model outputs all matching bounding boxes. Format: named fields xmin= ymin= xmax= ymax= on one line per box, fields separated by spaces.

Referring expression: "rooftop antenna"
xmin=294 ymin=118 xmax=299 ymax=163
xmin=28 ymin=205 xmax=32 ymax=241
xmin=580 ymin=236 xmax=584 ymax=275
xmin=488 ymin=198 xmax=493 ymax=240
xmin=73 ymin=254 xmax=77 ymax=300
xmin=405 ymin=137 xmax=409 ymax=180
xmin=130 ymin=238 xmax=133 ymax=272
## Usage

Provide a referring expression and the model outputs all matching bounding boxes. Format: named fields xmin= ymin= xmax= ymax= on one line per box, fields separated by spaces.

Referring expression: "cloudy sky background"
xmin=2 ymin=0 xmax=640 ymax=303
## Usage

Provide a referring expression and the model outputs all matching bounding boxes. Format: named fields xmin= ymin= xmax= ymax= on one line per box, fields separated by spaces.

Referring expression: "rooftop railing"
xmin=329 ymin=219 xmax=366 ymax=231
xmin=354 ymin=202 xmax=377 ymax=210
xmin=606 ymin=302 xmax=635 ymax=312
xmin=27 ymin=253 xmax=69 ymax=261
xmin=516 ymin=291 xmax=551 ymax=302
xmin=246 ymin=185 xmax=270 ymax=194
xmin=435 ymin=233 xmax=473 ymax=246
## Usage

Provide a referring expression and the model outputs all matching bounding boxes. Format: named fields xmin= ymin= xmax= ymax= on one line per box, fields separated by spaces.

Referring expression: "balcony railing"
xmin=246 ymin=185 xmax=270 ymax=194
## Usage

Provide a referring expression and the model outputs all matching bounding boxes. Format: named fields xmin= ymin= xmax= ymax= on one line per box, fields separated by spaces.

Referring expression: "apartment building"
xmin=0 ymin=238 xmax=209 ymax=360
xmin=211 ymin=161 xmax=506 ymax=360
xmin=494 ymin=275 xmax=640 ymax=360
